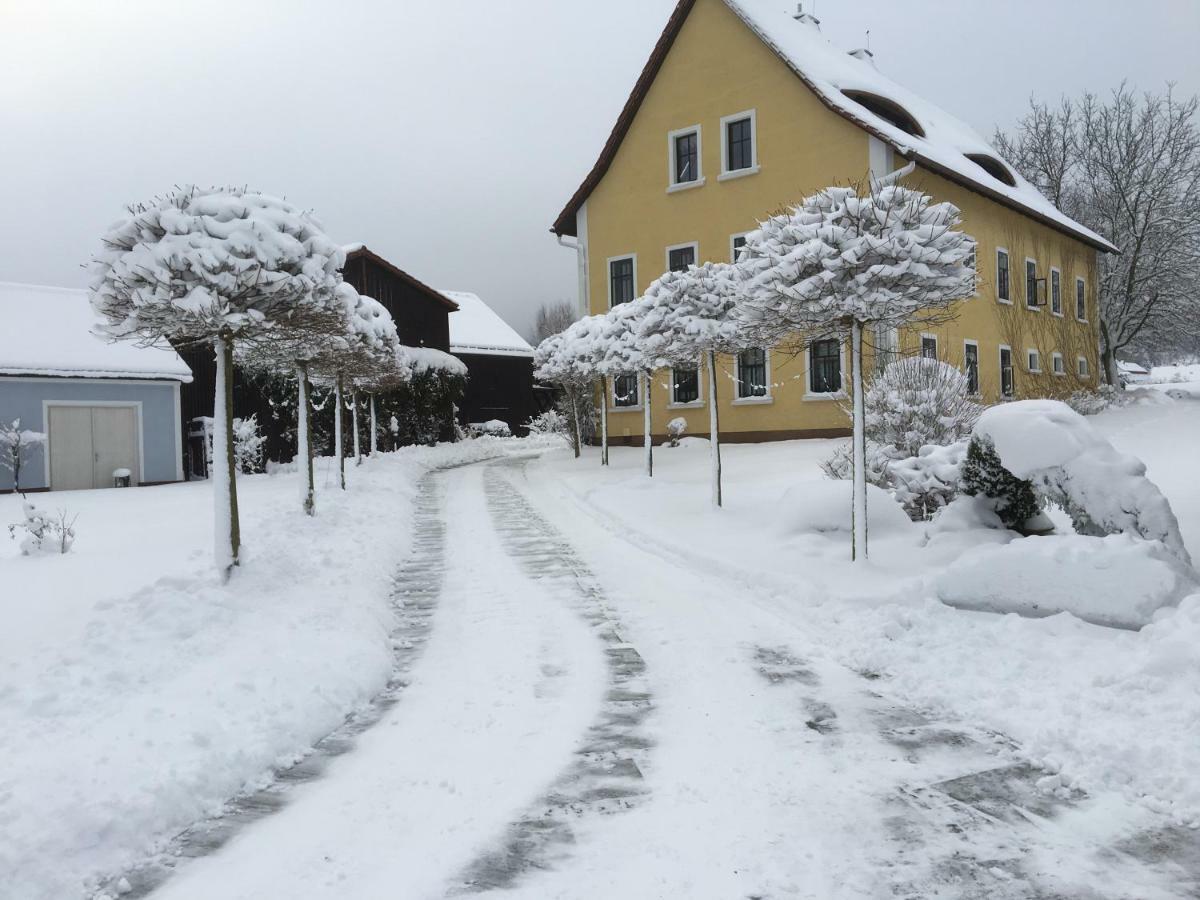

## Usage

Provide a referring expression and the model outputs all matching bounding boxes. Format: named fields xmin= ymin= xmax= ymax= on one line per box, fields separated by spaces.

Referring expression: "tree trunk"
xmin=707 ymin=350 xmax=722 ymax=508
xmin=297 ymin=362 xmax=315 ymax=516
xmin=600 ymin=376 xmax=609 ymax=466
xmin=369 ymin=394 xmax=378 ymax=456
xmin=335 ymin=372 xmax=345 ymax=490
xmin=352 ymin=390 xmax=362 ymax=466
xmin=1100 ymin=319 xmax=1121 ymax=389
xmin=569 ymin=387 xmax=582 ymax=458
xmin=851 ymin=321 xmax=867 ymax=562
xmin=643 ymin=371 xmax=653 ymax=478
xmin=213 ymin=336 xmax=240 ymax=580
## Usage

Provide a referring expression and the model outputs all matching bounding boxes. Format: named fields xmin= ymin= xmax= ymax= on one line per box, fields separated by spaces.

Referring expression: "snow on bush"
xmin=976 ymin=400 xmax=1191 ymax=564
xmin=933 ymin=533 xmax=1198 ymax=629
xmin=777 ymin=480 xmax=912 ymax=538
xmin=0 ymin=418 xmax=46 ymax=491
xmin=890 ymin=440 xmax=968 ymax=521
xmin=525 ymin=409 xmax=569 ymax=438
xmin=666 ymin=416 xmax=687 ymax=447
xmin=7 ymin=501 xmax=77 ymax=555
xmin=200 ymin=415 xmax=266 ymax=475
xmin=470 ymin=420 xmax=512 ymax=438
xmin=960 ymin=434 xmax=1042 ymax=532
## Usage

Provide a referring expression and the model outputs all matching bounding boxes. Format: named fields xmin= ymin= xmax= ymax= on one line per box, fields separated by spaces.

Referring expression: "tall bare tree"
xmin=996 ymin=85 xmax=1200 ymax=383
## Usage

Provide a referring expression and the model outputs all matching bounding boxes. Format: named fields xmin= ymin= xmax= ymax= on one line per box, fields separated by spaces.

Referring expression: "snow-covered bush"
xmin=525 ymin=409 xmax=569 ymax=438
xmin=232 ymin=416 xmax=266 ymax=474
xmin=0 ymin=419 xmax=46 ymax=491
xmin=1065 ymin=387 xmax=1114 ymax=416
xmin=975 ymin=400 xmax=1192 ymax=564
xmin=666 ymin=416 xmax=687 ymax=448
xmin=890 ymin=440 xmax=969 ymax=521
xmin=960 ymin=434 xmax=1042 ymax=532
xmin=8 ymin=501 xmax=77 ymax=555
xmin=819 ymin=441 xmax=893 ymax=487
xmin=861 ymin=357 xmax=981 ymax=459
xmin=470 ymin=420 xmax=511 ymax=438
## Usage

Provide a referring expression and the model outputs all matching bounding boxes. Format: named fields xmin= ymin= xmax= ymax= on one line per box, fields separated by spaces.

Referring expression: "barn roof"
xmin=342 ymin=244 xmax=460 ymax=311
xmin=0 ymin=282 xmax=193 ymax=382
xmin=441 ymin=290 xmax=534 ymax=358
xmin=550 ymin=0 xmax=1116 ymax=253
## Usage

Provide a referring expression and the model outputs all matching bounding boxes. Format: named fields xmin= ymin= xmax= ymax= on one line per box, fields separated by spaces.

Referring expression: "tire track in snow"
xmin=95 ymin=470 xmax=450 ymax=900
xmin=452 ymin=458 xmax=654 ymax=894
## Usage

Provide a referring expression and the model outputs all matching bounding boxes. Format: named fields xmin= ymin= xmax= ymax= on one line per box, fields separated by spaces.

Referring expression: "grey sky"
xmin=2 ymin=0 xmax=1197 ymax=340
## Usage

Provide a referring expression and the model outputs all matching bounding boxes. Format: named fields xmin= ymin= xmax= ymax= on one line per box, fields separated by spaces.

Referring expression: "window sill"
xmin=1028 ymin=370 xmax=1043 ymax=375
xmin=1051 ymin=310 xmax=1064 ymax=318
xmin=732 ymin=395 xmax=773 ymax=405
xmin=667 ymin=177 xmax=705 ymax=194
xmin=667 ymin=401 xmax=704 ymax=410
xmin=718 ymin=165 xmax=760 ymax=182
xmin=609 ymin=405 xmax=642 ymax=413
xmin=1076 ymin=317 xmax=1089 ymax=324
xmin=1025 ymin=304 xmax=1043 ymax=312
xmin=997 ymin=297 xmax=1013 ymax=305
xmin=804 ymin=391 xmax=846 ymax=402
xmin=1053 ymin=371 xmax=1066 ymax=377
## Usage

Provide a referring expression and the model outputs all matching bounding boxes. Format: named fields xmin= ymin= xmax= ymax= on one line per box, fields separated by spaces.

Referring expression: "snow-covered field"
xmin=0 ymin=439 xmax=526 ymax=900
xmin=4 ymin=378 xmax=1200 ymax=899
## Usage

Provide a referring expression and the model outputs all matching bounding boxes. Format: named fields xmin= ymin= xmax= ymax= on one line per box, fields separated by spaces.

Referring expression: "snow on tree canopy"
xmin=597 ymin=296 xmax=668 ymax=376
xmin=89 ymin=186 xmax=345 ymax=346
xmin=534 ymin=315 xmax=606 ymax=385
xmin=638 ymin=262 xmax=746 ymax=362
xmin=737 ymin=184 xmax=976 ymax=343
xmin=975 ymin=400 xmax=1192 ymax=565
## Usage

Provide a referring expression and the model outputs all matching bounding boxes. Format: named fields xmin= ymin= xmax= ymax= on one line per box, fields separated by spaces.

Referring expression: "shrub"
xmin=890 ymin=440 xmax=969 ymax=521
xmin=470 ymin=420 xmax=512 ymax=438
xmin=8 ymin=501 xmax=77 ymax=555
xmin=960 ymin=434 xmax=1040 ymax=531
xmin=666 ymin=417 xmax=687 ymax=447
xmin=525 ymin=410 xmax=569 ymax=437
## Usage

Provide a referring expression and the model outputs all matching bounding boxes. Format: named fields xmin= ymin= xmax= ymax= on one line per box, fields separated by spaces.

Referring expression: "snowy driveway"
xmin=127 ymin=456 xmax=1195 ymax=899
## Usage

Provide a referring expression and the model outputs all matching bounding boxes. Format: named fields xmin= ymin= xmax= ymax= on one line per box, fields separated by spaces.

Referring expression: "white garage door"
xmin=48 ymin=405 xmax=139 ymax=491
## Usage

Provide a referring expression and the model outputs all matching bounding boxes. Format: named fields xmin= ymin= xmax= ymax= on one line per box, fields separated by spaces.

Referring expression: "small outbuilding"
xmin=441 ymin=290 xmax=542 ymax=435
xmin=0 ymin=282 xmax=192 ymax=492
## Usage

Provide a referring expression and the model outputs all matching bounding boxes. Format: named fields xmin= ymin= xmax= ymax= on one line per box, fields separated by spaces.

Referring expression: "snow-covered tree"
xmin=639 ymin=262 xmax=745 ymax=505
xmin=599 ymin=298 xmax=665 ymax=477
xmin=534 ymin=327 xmax=594 ymax=459
xmin=738 ymin=182 xmax=976 ymax=560
xmin=0 ymin=419 xmax=46 ymax=492
xmin=90 ymin=186 xmax=345 ymax=578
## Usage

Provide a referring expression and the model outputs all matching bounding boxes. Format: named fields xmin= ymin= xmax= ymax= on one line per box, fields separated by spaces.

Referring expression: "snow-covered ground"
xmin=5 ymin=380 xmax=1200 ymax=899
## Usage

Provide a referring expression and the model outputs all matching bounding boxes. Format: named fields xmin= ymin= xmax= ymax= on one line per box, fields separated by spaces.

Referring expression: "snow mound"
xmin=934 ymin=533 xmax=1199 ymax=629
xmin=779 ymin=480 xmax=912 ymax=537
xmin=975 ymin=400 xmax=1191 ymax=565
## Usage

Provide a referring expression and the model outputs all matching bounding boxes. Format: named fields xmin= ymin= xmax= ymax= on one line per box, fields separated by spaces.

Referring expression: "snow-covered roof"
xmin=441 ymin=290 xmax=534 ymax=358
xmin=0 ymin=282 xmax=193 ymax=382
xmin=552 ymin=0 xmax=1116 ymax=254
xmin=1117 ymin=360 xmax=1149 ymax=375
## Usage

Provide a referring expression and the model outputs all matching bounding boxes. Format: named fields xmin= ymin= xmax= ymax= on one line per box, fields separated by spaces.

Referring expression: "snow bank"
xmin=778 ymin=479 xmax=912 ymax=537
xmin=0 ymin=438 xmax=520 ymax=900
xmin=976 ymin=400 xmax=1191 ymax=564
xmin=933 ymin=533 xmax=1199 ymax=629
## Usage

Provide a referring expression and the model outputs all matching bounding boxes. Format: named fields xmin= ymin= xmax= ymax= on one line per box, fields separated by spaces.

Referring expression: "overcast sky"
xmin=2 ymin=0 xmax=1197 ymax=340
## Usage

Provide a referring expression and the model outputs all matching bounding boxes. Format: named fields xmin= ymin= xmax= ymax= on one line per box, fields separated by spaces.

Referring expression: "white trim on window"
xmin=1051 ymin=351 xmax=1065 ymax=375
xmin=733 ymin=347 xmax=773 ymax=404
xmin=963 ymin=339 xmax=981 ymax=396
xmin=1077 ymin=356 xmax=1091 ymax=378
xmin=999 ymin=344 xmax=1015 ymax=398
xmin=996 ymin=247 xmax=1012 ymax=304
xmin=610 ymin=371 xmax=643 ymax=411
xmin=1075 ymin=276 xmax=1088 ymax=322
xmin=667 ymin=364 xmax=705 ymax=409
xmin=606 ymin=253 xmax=637 ymax=309
xmin=667 ymin=124 xmax=704 ymax=192
xmin=1027 ymin=347 xmax=1042 ymax=373
xmin=730 ymin=232 xmax=750 ymax=263
xmin=664 ymin=241 xmax=699 ymax=274
xmin=804 ymin=338 xmax=847 ymax=400
xmin=920 ymin=332 xmax=938 ymax=359
xmin=1024 ymin=257 xmax=1041 ymax=310
xmin=1050 ymin=266 xmax=1063 ymax=316
xmin=718 ymin=108 xmax=759 ymax=181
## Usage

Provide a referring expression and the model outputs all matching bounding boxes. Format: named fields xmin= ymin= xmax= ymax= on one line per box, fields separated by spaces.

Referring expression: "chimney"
xmin=848 ymin=47 xmax=877 ymax=69
xmin=793 ymin=3 xmax=821 ymax=27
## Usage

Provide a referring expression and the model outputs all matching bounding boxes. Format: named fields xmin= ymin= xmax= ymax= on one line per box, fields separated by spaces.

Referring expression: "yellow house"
xmin=550 ymin=0 xmax=1115 ymax=443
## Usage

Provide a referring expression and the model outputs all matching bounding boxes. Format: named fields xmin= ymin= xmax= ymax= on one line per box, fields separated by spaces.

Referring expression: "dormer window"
xmin=841 ymin=90 xmax=925 ymax=138
xmin=668 ymin=125 xmax=703 ymax=191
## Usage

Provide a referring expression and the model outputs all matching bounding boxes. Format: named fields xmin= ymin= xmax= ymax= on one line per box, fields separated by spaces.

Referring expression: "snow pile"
xmin=402 ymin=345 xmax=468 ymax=378
xmin=933 ymin=533 xmax=1199 ymax=629
xmin=441 ymin=290 xmax=534 ymax=358
xmin=976 ymin=400 xmax=1191 ymax=564
xmin=0 ymin=439 xmax=523 ymax=900
xmin=777 ymin=479 xmax=912 ymax=537
xmin=0 ymin=282 xmax=192 ymax=381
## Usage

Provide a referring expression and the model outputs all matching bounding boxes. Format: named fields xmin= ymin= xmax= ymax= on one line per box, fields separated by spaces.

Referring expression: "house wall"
xmin=0 ymin=376 xmax=182 ymax=491
xmin=581 ymin=0 xmax=1102 ymax=442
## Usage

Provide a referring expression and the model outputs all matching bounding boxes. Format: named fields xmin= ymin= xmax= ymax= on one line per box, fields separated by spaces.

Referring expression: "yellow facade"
xmin=576 ymin=0 xmax=1101 ymax=442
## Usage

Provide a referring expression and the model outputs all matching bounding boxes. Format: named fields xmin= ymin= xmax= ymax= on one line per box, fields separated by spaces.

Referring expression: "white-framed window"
xmin=1027 ymin=348 xmax=1041 ymax=373
xmin=996 ymin=248 xmax=1011 ymax=303
xmin=1050 ymin=267 xmax=1063 ymax=315
xmin=607 ymin=254 xmax=637 ymax=308
xmin=735 ymin=347 xmax=770 ymax=401
xmin=730 ymin=232 xmax=750 ymax=263
xmin=665 ymin=241 xmax=698 ymax=274
xmin=1052 ymin=352 xmax=1065 ymax=375
xmin=1076 ymin=277 xmax=1087 ymax=321
xmin=669 ymin=366 xmax=702 ymax=406
xmin=807 ymin=339 xmax=843 ymax=396
xmin=999 ymin=344 xmax=1015 ymax=397
xmin=612 ymin=372 xmax=641 ymax=409
xmin=874 ymin=324 xmax=899 ymax=373
xmin=719 ymin=109 xmax=758 ymax=180
xmin=963 ymin=340 xmax=980 ymax=395
xmin=920 ymin=333 xmax=938 ymax=359
xmin=1077 ymin=356 xmax=1090 ymax=378
xmin=667 ymin=124 xmax=704 ymax=191
xmin=1025 ymin=258 xmax=1041 ymax=309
